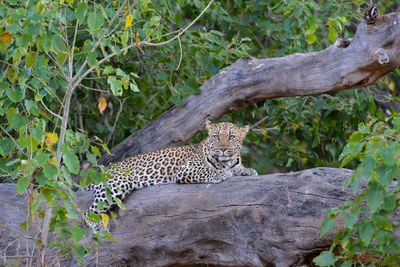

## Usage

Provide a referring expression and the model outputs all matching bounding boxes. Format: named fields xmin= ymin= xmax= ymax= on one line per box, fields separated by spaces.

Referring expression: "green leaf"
xmin=31 ymin=127 xmax=43 ymax=141
xmin=115 ymin=197 xmax=125 ymax=209
xmin=63 ymin=151 xmax=80 ymax=174
xmin=75 ymin=2 xmax=88 ymax=24
xmin=6 ymin=87 xmax=24 ymax=103
xmin=25 ymin=51 xmax=37 ymax=68
xmin=121 ymin=31 xmax=128 ymax=46
xmin=351 ymin=167 xmax=362 ymax=195
xmin=52 ymin=35 xmax=63 ymax=51
xmin=6 ymin=68 xmax=18 ymax=83
xmin=382 ymin=195 xmax=396 ymax=211
xmin=34 ymin=153 xmax=50 ymax=165
xmin=393 ymin=117 xmax=400 ymax=132
xmin=70 ymin=225 xmax=86 ymax=242
xmin=16 ymin=176 xmax=28 ymax=194
xmin=107 ymin=76 xmax=122 ymax=96
xmin=306 ymin=34 xmax=316 ymax=44
xmin=103 ymin=66 xmax=114 ymax=74
xmin=43 ymin=164 xmax=58 ymax=178
xmin=321 ymin=217 xmax=334 ymax=236
xmin=313 ymin=251 xmax=338 ymax=266
xmin=86 ymin=152 xmax=97 ymax=165
xmin=87 ymin=51 xmax=97 ymax=67
xmin=36 ymin=172 xmax=48 ymax=186
xmin=328 ymin=27 xmax=337 ymax=43
xmin=41 ymin=188 xmax=54 ymax=202
xmin=25 ymin=100 xmax=40 ymax=116
xmin=90 ymin=169 xmax=102 ymax=184
xmin=374 ymin=215 xmax=393 ymax=231
xmin=344 ymin=212 xmax=357 ymax=229
xmin=22 ymin=32 xmax=32 ymax=46
xmin=56 ymin=52 xmax=67 ymax=66
xmin=359 ymin=221 xmax=375 ymax=246
xmin=130 ymin=83 xmax=139 ymax=92
xmin=72 ymin=244 xmax=86 ymax=258
xmin=150 ymin=16 xmax=160 ymax=27
xmin=88 ymin=12 xmax=104 ymax=31
xmin=11 ymin=114 xmax=27 ymax=130
xmin=38 ymin=35 xmax=51 ymax=52
xmin=91 ymin=146 xmax=101 ymax=157
xmin=305 ymin=24 xmax=317 ymax=35
xmin=366 ymin=181 xmax=383 ymax=213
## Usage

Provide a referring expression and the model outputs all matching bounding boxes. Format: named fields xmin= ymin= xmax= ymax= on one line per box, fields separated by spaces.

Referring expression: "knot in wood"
xmin=373 ymin=48 xmax=390 ymax=65
xmin=364 ymin=6 xmax=379 ymax=24
xmin=334 ymin=38 xmax=352 ymax=48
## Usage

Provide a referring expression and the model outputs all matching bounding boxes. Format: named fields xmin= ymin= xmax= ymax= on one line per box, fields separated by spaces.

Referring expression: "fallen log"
xmin=1 ymin=168 xmax=352 ymax=266
xmin=76 ymin=167 xmax=353 ymax=266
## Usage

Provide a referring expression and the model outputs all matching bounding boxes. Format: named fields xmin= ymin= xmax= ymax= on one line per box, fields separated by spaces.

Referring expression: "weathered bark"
xmin=100 ymin=11 xmax=400 ymax=165
xmin=2 ymin=168 xmax=356 ymax=267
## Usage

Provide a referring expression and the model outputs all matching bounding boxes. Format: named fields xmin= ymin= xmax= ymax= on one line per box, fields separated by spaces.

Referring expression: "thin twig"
xmin=69 ymin=20 xmax=79 ymax=79
xmin=40 ymin=100 xmax=62 ymax=120
xmin=107 ymin=98 xmax=127 ymax=145
xmin=44 ymin=52 xmax=68 ymax=80
xmin=142 ymin=0 xmax=214 ymax=47
xmin=79 ymin=84 xmax=108 ymax=93
xmin=175 ymin=36 xmax=183 ymax=71
xmin=249 ymin=116 xmax=269 ymax=131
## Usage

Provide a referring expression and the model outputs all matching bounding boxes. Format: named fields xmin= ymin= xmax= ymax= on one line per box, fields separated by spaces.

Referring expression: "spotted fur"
xmin=85 ymin=120 xmax=257 ymax=232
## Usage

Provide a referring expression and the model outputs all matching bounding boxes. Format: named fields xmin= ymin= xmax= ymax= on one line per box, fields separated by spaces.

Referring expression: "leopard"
xmin=85 ymin=120 xmax=258 ymax=232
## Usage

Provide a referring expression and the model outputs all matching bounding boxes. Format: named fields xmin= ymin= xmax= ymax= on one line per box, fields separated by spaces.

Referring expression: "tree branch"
xmin=99 ymin=10 xmax=400 ymax=165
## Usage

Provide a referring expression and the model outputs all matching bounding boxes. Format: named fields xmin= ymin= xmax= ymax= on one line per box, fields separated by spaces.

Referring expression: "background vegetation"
xmin=1 ymin=0 xmax=400 ymax=265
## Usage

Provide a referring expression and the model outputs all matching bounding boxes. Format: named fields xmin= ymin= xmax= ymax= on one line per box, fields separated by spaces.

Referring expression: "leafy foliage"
xmin=315 ymin=113 xmax=400 ymax=265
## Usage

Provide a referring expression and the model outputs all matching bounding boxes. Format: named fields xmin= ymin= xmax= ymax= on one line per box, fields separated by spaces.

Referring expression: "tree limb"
xmin=100 ymin=11 xmax=400 ymax=165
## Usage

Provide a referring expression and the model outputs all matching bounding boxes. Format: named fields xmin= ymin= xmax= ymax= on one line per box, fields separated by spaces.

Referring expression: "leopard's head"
xmin=204 ymin=119 xmax=249 ymax=164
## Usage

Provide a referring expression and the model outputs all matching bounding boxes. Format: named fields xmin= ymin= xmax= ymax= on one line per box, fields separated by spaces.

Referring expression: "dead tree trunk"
xmin=1 ymin=168 xmax=353 ymax=267
xmin=99 ymin=9 xmax=400 ymax=166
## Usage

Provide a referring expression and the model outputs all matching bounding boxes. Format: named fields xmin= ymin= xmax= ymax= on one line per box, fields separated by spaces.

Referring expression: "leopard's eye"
xmin=229 ymin=134 xmax=236 ymax=140
xmin=212 ymin=134 xmax=219 ymax=139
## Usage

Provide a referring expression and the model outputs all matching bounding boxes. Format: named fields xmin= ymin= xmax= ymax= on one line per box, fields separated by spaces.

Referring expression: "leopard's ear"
xmin=240 ymin=125 xmax=249 ymax=136
xmin=205 ymin=119 xmax=212 ymax=131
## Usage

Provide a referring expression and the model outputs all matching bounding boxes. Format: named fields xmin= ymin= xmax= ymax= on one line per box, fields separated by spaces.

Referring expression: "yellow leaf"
xmin=50 ymin=157 xmax=58 ymax=166
xmin=125 ymin=14 xmax=133 ymax=29
xmin=112 ymin=0 xmax=118 ymax=6
xmin=0 ymin=32 xmax=13 ymax=44
xmin=60 ymin=0 xmax=65 ymax=3
xmin=98 ymin=96 xmax=107 ymax=114
xmin=46 ymin=133 xmax=59 ymax=150
xmin=101 ymin=213 xmax=109 ymax=228
xmin=135 ymin=31 xmax=140 ymax=47
xmin=260 ymin=129 xmax=268 ymax=135
xmin=389 ymin=81 xmax=395 ymax=91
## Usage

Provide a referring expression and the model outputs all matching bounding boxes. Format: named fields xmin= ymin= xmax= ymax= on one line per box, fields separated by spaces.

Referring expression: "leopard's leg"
xmin=173 ymin=161 xmax=233 ymax=184
xmin=85 ymin=178 xmax=133 ymax=233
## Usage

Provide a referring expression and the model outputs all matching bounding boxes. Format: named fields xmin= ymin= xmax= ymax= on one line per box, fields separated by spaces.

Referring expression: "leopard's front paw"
xmin=234 ymin=168 xmax=258 ymax=176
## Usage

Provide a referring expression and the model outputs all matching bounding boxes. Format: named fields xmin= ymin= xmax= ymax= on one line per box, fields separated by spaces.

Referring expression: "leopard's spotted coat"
xmin=85 ymin=120 xmax=257 ymax=231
